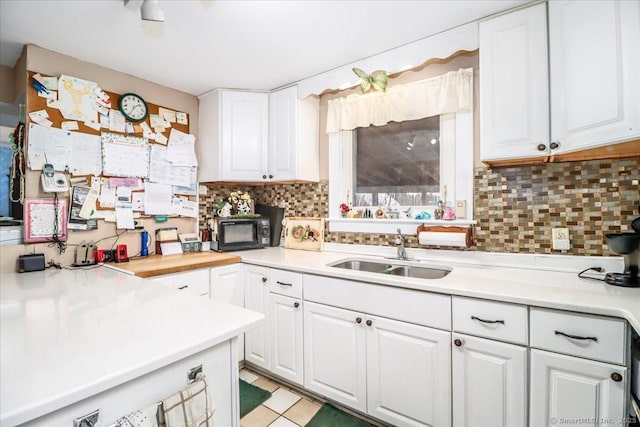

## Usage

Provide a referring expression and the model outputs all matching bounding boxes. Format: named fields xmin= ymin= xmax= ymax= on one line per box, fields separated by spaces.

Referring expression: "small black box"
xmin=18 ymin=254 xmax=46 ymax=273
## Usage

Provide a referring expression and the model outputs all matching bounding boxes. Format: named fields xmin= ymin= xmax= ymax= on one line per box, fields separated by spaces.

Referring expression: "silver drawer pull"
xmin=554 ymin=330 xmax=598 ymax=342
xmin=276 ymin=281 xmax=293 ymax=287
xmin=471 ymin=315 xmax=505 ymax=325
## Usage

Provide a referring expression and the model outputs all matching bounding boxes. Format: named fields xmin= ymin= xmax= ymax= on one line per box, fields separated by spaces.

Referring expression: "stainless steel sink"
xmin=328 ymin=259 xmax=451 ymax=279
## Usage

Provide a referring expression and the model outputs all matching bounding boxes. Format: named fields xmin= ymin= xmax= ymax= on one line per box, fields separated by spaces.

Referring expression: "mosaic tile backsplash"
xmin=200 ymin=158 xmax=639 ymax=256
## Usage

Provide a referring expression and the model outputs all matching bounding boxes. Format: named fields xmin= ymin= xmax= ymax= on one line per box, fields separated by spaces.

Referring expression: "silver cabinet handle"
xmin=471 ymin=315 xmax=504 ymax=325
xmin=276 ymin=281 xmax=293 ymax=287
xmin=554 ymin=330 xmax=598 ymax=342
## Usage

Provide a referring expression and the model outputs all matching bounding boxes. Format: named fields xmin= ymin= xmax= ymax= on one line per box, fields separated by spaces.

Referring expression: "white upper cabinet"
xmin=198 ymin=86 xmax=319 ymax=183
xmin=268 ymin=86 xmax=319 ymax=182
xmin=480 ymin=0 xmax=640 ymax=163
xmin=198 ymin=90 xmax=268 ymax=182
xmin=480 ymin=3 xmax=549 ymax=161
xmin=549 ymin=0 xmax=640 ymax=154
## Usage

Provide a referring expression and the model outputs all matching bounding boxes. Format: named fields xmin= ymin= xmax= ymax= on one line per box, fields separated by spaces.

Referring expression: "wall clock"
xmin=118 ymin=93 xmax=149 ymax=122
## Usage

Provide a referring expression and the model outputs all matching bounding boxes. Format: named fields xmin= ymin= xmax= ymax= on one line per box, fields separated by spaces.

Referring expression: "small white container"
xmin=201 ymin=241 xmax=211 ymax=251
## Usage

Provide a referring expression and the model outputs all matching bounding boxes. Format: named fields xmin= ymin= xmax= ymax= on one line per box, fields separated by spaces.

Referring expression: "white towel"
xmin=160 ymin=374 xmax=215 ymax=427
xmin=114 ymin=403 xmax=160 ymax=427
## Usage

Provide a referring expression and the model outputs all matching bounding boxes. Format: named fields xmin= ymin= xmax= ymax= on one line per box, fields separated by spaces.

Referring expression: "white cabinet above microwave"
xmin=198 ymin=87 xmax=319 ymax=183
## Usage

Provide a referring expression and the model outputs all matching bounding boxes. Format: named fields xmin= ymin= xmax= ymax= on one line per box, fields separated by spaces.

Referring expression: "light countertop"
xmin=105 ymin=252 xmax=241 ymax=277
xmin=0 ymin=267 xmax=263 ymax=426
xmin=234 ymin=247 xmax=640 ymax=332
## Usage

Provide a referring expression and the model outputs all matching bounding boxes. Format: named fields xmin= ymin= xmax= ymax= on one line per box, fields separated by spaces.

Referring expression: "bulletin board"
xmin=25 ymin=70 xmax=198 ymax=228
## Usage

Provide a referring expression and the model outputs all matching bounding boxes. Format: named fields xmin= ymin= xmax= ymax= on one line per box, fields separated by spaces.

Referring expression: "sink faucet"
xmin=395 ymin=228 xmax=408 ymax=260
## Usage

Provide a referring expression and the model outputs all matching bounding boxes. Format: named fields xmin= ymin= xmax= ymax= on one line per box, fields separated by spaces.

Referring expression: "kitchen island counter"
xmin=0 ymin=266 xmax=262 ymax=426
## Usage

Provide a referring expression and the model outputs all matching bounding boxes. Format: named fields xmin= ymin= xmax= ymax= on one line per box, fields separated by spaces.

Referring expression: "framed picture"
xmin=24 ymin=198 xmax=68 ymax=243
xmin=284 ymin=217 xmax=325 ymax=251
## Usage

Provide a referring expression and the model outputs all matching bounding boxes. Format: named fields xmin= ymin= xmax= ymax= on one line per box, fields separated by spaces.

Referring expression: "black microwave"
xmin=210 ymin=217 xmax=270 ymax=252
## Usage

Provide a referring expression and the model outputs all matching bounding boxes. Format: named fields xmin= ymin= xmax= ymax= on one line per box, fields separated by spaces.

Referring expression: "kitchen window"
xmin=327 ymin=68 xmax=474 ymax=234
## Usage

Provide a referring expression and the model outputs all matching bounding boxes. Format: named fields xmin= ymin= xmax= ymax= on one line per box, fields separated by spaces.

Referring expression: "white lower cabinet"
xmin=210 ymin=263 xmax=244 ymax=360
xmin=244 ymin=265 xmax=270 ymax=369
xmin=530 ymin=349 xmax=628 ymax=426
xmin=303 ymin=301 xmax=451 ymax=426
xmin=304 ymin=301 xmax=367 ymax=411
xmin=149 ymin=268 xmax=210 ymax=297
xmin=269 ymin=293 xmax=304 ymax=385
xmin=452 ymin=333 xmax=527 ymax=427
xmin=367 ymin=315 xmax=451 ymax=427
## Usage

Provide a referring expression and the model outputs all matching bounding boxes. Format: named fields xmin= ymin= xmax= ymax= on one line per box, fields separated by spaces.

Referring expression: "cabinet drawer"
xmin=453 ymin=297 xmax=528 ymax=345
xmin=530 ymin=308 xmax=627 ymax=365
xmin=269 ymin=269 xmax=302 ymax=298
xmin=150 ymin=269 xmax=210 ymax=297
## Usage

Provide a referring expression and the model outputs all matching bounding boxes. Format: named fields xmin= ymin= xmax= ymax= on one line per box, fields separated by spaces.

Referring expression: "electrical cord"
xmin=578 ymin=266 xmax=606 ymax=281
xmin=48 ymin=192 xmax=67 ymax=255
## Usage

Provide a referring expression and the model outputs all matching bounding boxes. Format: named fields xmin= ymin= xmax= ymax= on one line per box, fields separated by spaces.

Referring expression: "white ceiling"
xmin=0 ymin=0 xmax=529 ymax=97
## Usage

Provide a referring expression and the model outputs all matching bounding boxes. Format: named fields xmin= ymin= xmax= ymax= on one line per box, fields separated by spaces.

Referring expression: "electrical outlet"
xmin=552 ymin=227 xmax=570 ymax=250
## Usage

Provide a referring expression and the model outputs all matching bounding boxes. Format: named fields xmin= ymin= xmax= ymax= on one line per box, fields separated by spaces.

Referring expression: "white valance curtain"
xmin=326 ymin=68 xmax=472 ymax=134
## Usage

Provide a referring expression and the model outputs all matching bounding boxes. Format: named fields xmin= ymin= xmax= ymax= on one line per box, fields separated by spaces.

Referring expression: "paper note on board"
xmin=176 ymin=112 xmax=188 ymax=125
xmin=115 ymin=202 xmax=135 ymax=230
xmin=132 ymin=192 xmax=145 ymax=211
xmin=101 ymin=132 xmax=150 ymax=178
xmin=171 ymin=197 xmax=198 ymax=218
xmin=58 ymin=75 xmax=98 ymax=123
xmin=144 ymin=182 xmax=172 ymax=215
xmin=109 ymin=109 xmax=126 ymax=133
xmin=159 ymin=107 xmax=176 ymax=123
xmin=42 ymin=76 xmax=58 ymax=91
xmin=166 ymin=128 xmax=197 ymax=166
xmin=37 ymin=90 xmax=57 ymax=101
xmin=99 ymin=186 xmax=116 ymax=208
xmin=61 ymin=121 xmax=79 ymax=131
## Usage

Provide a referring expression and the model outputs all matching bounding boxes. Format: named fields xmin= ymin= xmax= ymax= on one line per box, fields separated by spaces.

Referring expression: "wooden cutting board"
xmin=284 ymin=217 xmax=325 ymax=251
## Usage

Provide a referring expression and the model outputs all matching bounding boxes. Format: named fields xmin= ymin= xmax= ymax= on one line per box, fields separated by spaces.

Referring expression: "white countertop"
xmin=235 ymin=246 xmax=640 ymax=333
xmin=0 ymin=267 xmax=263 ymax=426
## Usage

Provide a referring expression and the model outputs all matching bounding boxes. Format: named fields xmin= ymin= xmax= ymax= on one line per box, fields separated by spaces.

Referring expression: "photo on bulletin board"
xmin=24 ymin=198 xmax=68 ymax=243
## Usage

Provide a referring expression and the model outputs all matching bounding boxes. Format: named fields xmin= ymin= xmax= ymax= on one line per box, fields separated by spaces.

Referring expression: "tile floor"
xmin=239 ymin=368 xmax=323 ymax=427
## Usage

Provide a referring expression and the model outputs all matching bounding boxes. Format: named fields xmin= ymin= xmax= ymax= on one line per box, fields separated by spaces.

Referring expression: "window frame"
xmin=327 ymin=70 xmax=476 ymax=235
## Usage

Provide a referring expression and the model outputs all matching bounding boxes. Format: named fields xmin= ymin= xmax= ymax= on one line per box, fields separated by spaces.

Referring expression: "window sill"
xmin=327 ymin=217 xmax=476 ymax=235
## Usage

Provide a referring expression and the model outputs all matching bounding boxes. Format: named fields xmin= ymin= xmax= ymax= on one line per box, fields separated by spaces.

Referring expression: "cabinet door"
xmin=367 ymin=315 xmax=451 ymax=427
xmin=479 ymin=3 xmax=549 ymax=162
xmin=549 ymin=0 xmax=640 ymax=153
xmin=220 ymin=91 xmax=268 ymax=181
xmin=211 ymin=264 xmax=244 ymax=360
xmin=269 ymin=293 xmax=303 ymax=385
xmin=452 ymin=334 xmax=527 ymax=427
xmin=244 ymin=265 xmax=270 ymax=369
xmin=268 ymin=86 xmax=297 ymax=181
xmin=304 ymin=301 xmax=367 ymax=412
xmin=530 ymin=349 xmax=627 ymax=426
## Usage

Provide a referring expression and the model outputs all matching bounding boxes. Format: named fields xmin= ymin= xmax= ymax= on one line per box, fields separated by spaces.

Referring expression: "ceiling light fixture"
xmin=125 ymin=0 xmax=165 ymax=22
xmin=141 ymin=0 xmax=164 ymax=22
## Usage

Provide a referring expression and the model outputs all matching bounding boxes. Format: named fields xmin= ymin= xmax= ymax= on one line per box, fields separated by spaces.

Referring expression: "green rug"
xmin=306 ymin=403 xmax=372 ymax=427
xmin=239 ymin=379 xmax=271 ymax=418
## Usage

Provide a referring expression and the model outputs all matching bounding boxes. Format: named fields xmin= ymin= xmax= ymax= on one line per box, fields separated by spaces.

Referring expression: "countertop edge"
xmin=238 ymin=256 xmax=640 ymax=333
xmin=1 ymin=313 xmax=263 ymax=427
